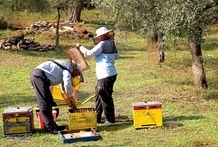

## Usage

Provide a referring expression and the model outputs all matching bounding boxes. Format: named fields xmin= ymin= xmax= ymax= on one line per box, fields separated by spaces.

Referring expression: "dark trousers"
xmin=95 ymin=75 xmax=117 ymax=123
xmin=30 ymin=69 xmax=57 ymax=130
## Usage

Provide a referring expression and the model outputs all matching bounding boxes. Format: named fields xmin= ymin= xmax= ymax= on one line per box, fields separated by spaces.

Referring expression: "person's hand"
xmin=68 ymin=97 xmax=77 ymax=109
xmin=70 ymin=102 xmax=77 ymax=110
xmin=75 ymin=43 xmax=81 ymax=49
xmin=66 ymin=99 xmax=77 ymax=109
xmin=61 ymin=93 xmax=77 ymax=109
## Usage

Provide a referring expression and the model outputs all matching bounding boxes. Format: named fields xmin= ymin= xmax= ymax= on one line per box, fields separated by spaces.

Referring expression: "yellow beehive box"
xmin=132 ymin=101 xmax=163 ymax=129
xmin=2 ymin=106 xmax=34 ymax=136
xmin=68 ymin=108 xmax=97 ymax=130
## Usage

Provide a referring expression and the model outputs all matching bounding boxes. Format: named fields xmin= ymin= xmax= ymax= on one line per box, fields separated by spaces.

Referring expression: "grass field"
xmin=0 ymin=10 xmax=218 ymax=147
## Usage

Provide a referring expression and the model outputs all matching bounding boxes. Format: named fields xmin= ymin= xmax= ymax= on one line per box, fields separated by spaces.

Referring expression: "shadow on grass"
xmin=164 ymin=115 xmax=204 ymax=121
xmin=202 ymin=42 xmax=218 ymax=51
xmin=97 ymin=115 xmax=133 ymax=132
xmin=203 ymin=91 xmax=218 ymax=101
xmin=163 ymin=115 xmax=204 ymax=128
xmin=32 ymin=129 xmax=46 ymax=134
xmin=0 ymin=94 xmax=36 ymax=109
xmin=203 ymin=77 xmax=218 ymax=101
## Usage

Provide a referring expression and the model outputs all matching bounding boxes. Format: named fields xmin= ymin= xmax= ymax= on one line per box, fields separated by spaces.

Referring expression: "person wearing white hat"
xmin=30 ymin=59 xmax=83 ymax=133
xmin=76 ymin=26 xmax=119 ymax=127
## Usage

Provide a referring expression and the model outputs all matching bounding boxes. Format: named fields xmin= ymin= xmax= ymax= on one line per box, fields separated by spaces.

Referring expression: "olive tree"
xmin=93 ymin=0 xmax=165 ymax=63
xmin=159 ymin=0 xmax=218 ymax=88
xmin=67 ymin=0 xmax=85 ymax=22
xmin=93 ymin=0 xmax=218 ymax=88
xmin=52 ymin=0 xmax=85 ymax=45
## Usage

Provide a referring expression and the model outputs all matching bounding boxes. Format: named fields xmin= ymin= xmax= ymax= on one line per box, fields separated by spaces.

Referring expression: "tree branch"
xmin=203 ymin=1 xmax=218 ymax=12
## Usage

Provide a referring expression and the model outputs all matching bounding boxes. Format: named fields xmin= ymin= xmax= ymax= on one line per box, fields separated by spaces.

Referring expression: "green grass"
xmin=0 ymin=10 xmax=218 ymax=147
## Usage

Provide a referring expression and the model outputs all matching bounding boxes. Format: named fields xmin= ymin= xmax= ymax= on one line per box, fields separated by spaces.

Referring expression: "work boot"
xmin=45 ymin=125 xmax=66 ymax=134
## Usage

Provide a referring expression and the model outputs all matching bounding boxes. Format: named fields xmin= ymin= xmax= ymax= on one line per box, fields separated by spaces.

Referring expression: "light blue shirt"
xmin=35 ymin=60 xmax=73 ymax=96
xmin=79 ymin=40 xmax=119 ymax=79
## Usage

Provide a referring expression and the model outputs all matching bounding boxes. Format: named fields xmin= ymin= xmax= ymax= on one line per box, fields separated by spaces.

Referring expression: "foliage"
xmin=93 ymin=0 xmax=218 ymax=39
xmin=1 ymin=0 xmax=51 ymax=13
xmin=93 ymin=0 xmax=152 ymax=31
xmin=0 ymin=16 xmax=7 ymax=29
xmin=159 ymin=0 xmax=218 ymax=40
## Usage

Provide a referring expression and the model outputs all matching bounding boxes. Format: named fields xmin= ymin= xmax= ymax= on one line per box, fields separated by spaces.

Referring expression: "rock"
xmin=0 ymin=39 xmax=6 ymax=48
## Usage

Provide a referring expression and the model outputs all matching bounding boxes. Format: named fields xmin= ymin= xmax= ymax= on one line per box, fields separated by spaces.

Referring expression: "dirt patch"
xmin=189 ymin=140 xmax=215 ymax=147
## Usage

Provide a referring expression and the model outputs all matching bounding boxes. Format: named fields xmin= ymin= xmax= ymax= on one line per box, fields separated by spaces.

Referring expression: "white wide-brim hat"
xmin=93 ymin=27 xmax=114 ymax=39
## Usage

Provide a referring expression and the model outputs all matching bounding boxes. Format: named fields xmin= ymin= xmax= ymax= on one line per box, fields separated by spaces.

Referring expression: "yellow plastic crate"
xmin=68 ymin=108 xmax=97 ymax=130
xmin=50 ymin=85 xmax=93 ymax=107
xmin=51 ymin=85 xmax=64 ymax=101
xmin=132 ymin=101 xmax=163 ymax=129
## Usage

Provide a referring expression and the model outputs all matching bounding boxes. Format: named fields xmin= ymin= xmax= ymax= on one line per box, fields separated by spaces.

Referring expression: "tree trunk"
xmin=150 ymin=33 xmax=158 ymax=42
xmin=68 ymin=0 xmax=85 ymax=23
xmin=148 ymin=0 xmax=158 ymax=43
xmin=157 ymin=32 xmax=164 ymax=63
xmin=84 ymin=0 xmax=94 ymax=10
xmin=189 ymin=38 xmax=208 ymax=89
xmin=55 ymin=5 xmax=60 ymax=46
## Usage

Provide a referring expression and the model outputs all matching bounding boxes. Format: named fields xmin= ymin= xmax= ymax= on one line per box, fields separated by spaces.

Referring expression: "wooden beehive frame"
xmin=64 ymin=46 xmax=90 ymax=71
